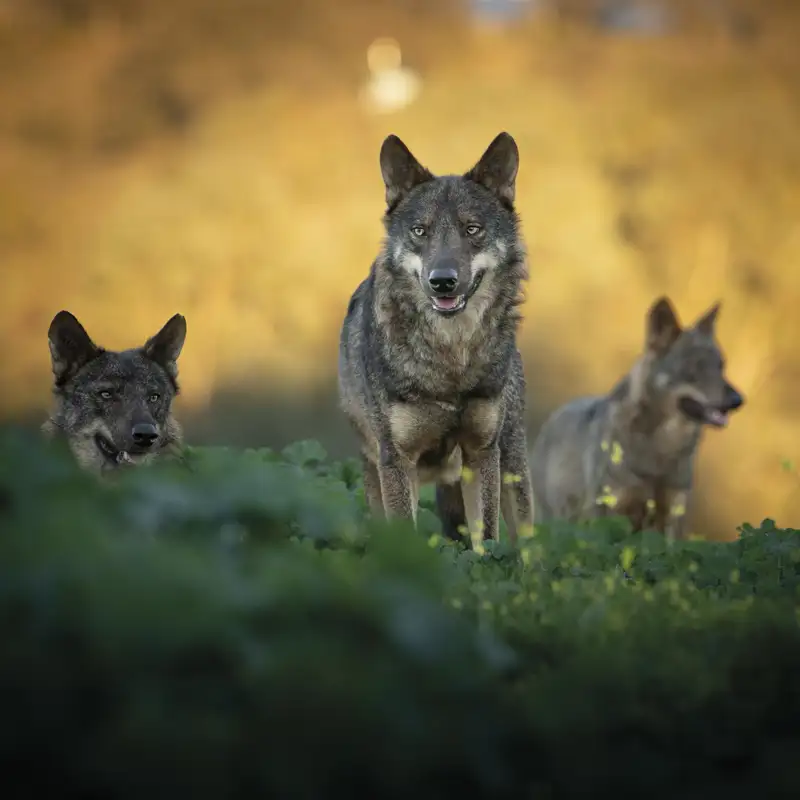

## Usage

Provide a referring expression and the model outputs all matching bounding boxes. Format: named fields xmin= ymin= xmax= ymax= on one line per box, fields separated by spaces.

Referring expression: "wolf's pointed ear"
xmin=646 ymin=296 xmax=682 ymax=354
xmin=463 ymin=132 xmax=519 ymax=207
xmin=48 ymin=310 xmax=102 ymax=386
xmin=694 ymin=301 xmax=721 ymax=336
xmin=379 ymin=135 xmax=434 ymax=212
xmin=143 ymin=314 xmax=186 ymax=381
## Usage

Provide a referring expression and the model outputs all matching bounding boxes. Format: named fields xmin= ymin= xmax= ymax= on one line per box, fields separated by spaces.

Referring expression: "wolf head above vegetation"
xmin=377 ymin=131 xmax=527 ymax=321
xmin=638 ymin=296 xmax=745 ymax=429
xmin=44 ymin=310 xmax=187 ymax=473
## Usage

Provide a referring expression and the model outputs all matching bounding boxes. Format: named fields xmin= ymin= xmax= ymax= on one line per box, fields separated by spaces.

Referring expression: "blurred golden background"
xmin=1 ymin=0 xmax=798 ymax=539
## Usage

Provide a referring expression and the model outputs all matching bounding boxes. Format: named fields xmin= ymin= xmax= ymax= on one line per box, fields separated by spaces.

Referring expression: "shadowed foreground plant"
xmin=0 ymin=425 xmax=799 ymax=799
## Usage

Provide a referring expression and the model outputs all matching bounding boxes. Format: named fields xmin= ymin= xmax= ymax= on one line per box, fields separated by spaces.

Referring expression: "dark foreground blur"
xmin=1 ymin=426 xmax=799 ymax=797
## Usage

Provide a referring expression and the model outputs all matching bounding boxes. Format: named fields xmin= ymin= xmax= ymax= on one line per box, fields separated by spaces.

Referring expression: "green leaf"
xmin=281 ymin=439 xmax=328 ymax=467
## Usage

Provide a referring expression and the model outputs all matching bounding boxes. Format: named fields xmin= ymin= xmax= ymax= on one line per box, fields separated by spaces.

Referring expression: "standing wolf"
xmin=530 ymin=296 xmax=745 ymax=540
xmin=42 ymin=310 xmax=187 ymax=474
xmin=338 ymin=132 xmax=534 ymax=546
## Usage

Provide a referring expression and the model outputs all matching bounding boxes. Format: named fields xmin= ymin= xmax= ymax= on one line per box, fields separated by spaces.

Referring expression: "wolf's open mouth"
xmin=431 ymin=295 xmax=466 ymax=314
xmin=94 ymin=433 xmax=133 ymax=465
xmin=678 ymin=397 xmax=728 ymax=428
xmin=428 ymin=271 xmax=485 ymax=316
xmin=703 ymin=409 xmax=728 ymax=428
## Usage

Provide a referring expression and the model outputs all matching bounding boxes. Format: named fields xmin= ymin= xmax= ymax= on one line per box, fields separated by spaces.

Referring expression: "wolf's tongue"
xmin=434 ymin=297 xmax=459 ymax=310
xmin=706 ymin=409 xmax=728 ymax=428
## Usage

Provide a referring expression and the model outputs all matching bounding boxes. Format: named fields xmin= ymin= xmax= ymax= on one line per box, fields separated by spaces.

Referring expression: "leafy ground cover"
xmin=1 ymin=425 xmax=799 ymax=798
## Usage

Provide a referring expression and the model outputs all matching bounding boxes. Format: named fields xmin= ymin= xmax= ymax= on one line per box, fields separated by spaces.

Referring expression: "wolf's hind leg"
xmin=435 ymin=481 xmax=469 ymax=546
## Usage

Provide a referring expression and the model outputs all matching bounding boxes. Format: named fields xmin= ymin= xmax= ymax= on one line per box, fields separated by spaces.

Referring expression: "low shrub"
xmin=1 ymin=426 xmax=798 ymax=798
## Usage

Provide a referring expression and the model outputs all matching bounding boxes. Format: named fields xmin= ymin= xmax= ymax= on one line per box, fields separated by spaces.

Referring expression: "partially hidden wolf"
xmin=338 ymin=132 xmax=534 ymax=546
xmin=42 ymin=310 xmax=187 ymax=474
xmin=530 ymin=296 xmax=745 ymax=539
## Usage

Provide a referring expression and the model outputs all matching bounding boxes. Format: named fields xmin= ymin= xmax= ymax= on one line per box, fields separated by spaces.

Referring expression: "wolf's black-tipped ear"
xmin=646 ymin=296 xmax=682 ymax=354
xmin=143 ymin=314 xmax=186 ymax=381
xmin=694 ymin=301 xmax=721 ymax=336
xmin=48 ymin=310 xmax=102 ymax=386
xmin=464 ymin=132 xmax=519 ymax=207
xmin=379 ymin=135 xmax=434 ymax=212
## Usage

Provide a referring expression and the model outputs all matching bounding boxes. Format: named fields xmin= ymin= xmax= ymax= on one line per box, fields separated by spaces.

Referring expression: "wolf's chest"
xmin=388 ymin=398 xmax=501 ymax=476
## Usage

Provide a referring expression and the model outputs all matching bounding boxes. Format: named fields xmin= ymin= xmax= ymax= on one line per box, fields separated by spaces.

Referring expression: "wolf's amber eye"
xmin=410 ymin=225 xmax=426 ymax=238
xmin=149 ymin=393 xmax=160 ymax=403
xmin=98 ymin=390 xmax=113 ymax=401
xmin=466 ymin=224 xmax=482 ymax=236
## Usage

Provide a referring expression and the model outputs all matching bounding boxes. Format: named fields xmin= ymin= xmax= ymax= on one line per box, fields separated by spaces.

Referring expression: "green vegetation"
xmin=2 ymin=425 xmax=799 ymax=798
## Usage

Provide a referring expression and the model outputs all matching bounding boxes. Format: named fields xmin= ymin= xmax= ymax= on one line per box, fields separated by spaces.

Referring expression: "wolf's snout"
xmin=723 ymin=385 xmax=744 ymax=412
xmin=131 ymin=423 xmax=159 ymax=448
xmin=428 ymin=268 xmax=458 ymax=295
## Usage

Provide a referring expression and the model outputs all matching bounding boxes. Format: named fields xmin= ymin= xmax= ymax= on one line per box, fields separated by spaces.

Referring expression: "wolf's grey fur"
xmin=42 ymin=310 xmax=187 ymax=474
xmin=338 ymin=132 xmax=534 ymax=546
xmin=530 ymin=296 xmax=745 ymax=539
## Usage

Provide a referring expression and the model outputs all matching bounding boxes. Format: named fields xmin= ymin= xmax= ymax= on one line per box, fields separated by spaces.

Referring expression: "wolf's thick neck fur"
xmin=369 ymin=245 xmax=528 ymax=401
xmin=606 ymin=362 xmax=702 ymax=479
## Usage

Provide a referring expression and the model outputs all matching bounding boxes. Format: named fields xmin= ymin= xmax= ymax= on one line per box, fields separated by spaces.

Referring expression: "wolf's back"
xmin=530 ymin=395 xmax=607 ymax=522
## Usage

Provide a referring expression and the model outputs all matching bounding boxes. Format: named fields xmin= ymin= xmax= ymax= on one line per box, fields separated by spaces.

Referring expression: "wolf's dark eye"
xmin=466 ymin=224 xmax=482 ymax=237
xmin=98 ymin=390 xmax=113 ymax=401
xmin=410 ymin=225 xmax=426 ymax=238
xmin=149 ymin=393 xmax=160 ymax=403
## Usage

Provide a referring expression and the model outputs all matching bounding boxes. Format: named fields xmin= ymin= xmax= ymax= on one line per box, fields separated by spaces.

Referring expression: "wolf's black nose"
xmin=724 ymin=385 xmax=744 ymax=412
xmin=132 ymin=423 xmax=158 ymax=447
xmin=428 ymin=268 xmax=458 ymax=295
